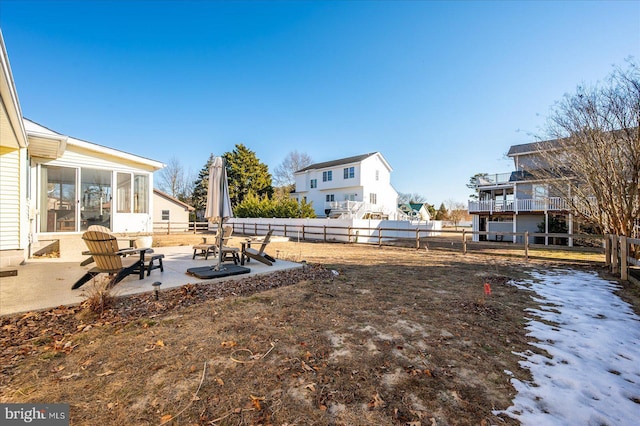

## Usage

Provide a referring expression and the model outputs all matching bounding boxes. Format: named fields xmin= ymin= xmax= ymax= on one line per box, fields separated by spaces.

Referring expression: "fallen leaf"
xmin=156 ymin=339 xmax=165 ymax=347
xmin=301 ymin=361 xmax=314 ymax=372
xmin=368 ymin=392 xmax=385 ymax=410
xmin=216 ymin=377 xmax=225 ymax=386
xmin=160 ymin=414 xmax=173 ymax=423
xmin=305 ymin=383 xmax=316 ymax=392
xmin=250 ymin=395 xmax=265 ymax=410
xmin=221 ymin=341 xmax=237 ymax=348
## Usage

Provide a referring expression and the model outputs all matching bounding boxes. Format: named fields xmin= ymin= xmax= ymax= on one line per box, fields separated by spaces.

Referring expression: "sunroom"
xmin=25 ymin=119 xmax=164 ymax=237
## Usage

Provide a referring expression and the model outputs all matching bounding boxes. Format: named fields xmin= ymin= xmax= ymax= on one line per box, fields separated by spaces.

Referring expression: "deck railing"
xmin=469 ymin=197 xmax=570 ymax=213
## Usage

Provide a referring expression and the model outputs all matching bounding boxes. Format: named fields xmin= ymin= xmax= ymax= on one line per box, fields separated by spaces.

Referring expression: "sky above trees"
xmin=1 ymin=1 xmax=639 ymax=205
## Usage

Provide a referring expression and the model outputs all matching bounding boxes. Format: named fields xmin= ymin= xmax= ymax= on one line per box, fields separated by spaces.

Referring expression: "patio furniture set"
xmin=71 ymin=226 xmax=275 ymax=289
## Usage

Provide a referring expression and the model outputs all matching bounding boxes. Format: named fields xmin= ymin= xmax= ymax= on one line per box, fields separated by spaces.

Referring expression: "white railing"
xmin=468 ymin=197 xmax=569 ymax=213
xmin=324 ymin=201 xmax=396 ymax=220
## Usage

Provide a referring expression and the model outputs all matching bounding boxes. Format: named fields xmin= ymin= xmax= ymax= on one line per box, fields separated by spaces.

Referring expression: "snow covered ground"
xmin=495 ymin=269 xmax=640 ymax=425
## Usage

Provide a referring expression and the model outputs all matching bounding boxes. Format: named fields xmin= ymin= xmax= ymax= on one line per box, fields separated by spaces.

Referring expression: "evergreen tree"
xmin=191 ymin=153 xmax=215 ymax=219
xmin=435 ymin=203 xmax=448 ymax=220
xmin=223 ymin=144 xmax=273 ymax=206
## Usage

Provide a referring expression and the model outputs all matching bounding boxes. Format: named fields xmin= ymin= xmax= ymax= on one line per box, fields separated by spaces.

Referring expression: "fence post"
xmin=620 ymin=235 xmax=628 ymax=281
xmin=605 ymin=234 xmax=611 ymax=267
xmin=254 ymin=223 xmax=258 ymax=236
xmin=462 ymin=229 xmax=467 ymax=254
xmin=323 ymin=225 xmax=327 ymax=242
xmin=302 ymin=224 xmax=305 ymax=241
xmin=416 ymin=228 xmax=420 ymax=250
xmin=284 ymin=224 xmax=287 ymax=238
xmin=612 ymin=235 xmax=619 ymax=274
xmin=348 ymin=227 xmax=352 ymax=243
xmin=378 ymin=228 xmax=382 ymax=247
xmin=167 ymin=222 xmax=171 ymax=235
xmin=524 ymin=231 xmax=529 ymax=261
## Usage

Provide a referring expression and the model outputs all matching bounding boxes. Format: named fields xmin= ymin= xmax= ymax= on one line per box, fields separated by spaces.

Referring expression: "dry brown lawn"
xmin=2 ymin=234 xmax=637 ymax=425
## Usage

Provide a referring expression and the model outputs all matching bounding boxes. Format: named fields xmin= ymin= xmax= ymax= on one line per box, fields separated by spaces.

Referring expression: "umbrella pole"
xmin=215 ymin=158 xmax=226 ymax=271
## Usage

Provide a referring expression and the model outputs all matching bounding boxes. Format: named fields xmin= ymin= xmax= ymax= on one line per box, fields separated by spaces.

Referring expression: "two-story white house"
xmin=291 ymin=152 xmax=399 ymax=219
xmin=468 ymin=139 xmax=576 ymax=245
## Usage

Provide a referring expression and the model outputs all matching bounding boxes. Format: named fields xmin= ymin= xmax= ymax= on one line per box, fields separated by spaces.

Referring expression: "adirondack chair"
xmin=242 ymin=230 xmax=275 ymax=266
xmin=82 ymin=226 xmax=164 ymax=273
xmin=72 ymin=230 xmax=147 ymax=289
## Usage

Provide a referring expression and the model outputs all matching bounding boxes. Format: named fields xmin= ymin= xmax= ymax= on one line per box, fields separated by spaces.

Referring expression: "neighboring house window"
xmin=323 ymin=171 xmax=332 ymax=182
xmin=343 ymin=167 xmax=354 ymax=179
xmin=370 ymin=193 xmax=377 ymax=204
xmin=310 ymin=179 xmax=317 ymax=188
xmin=162 ymin=210 xmax=170 ymax=220
xmin=375 ymin=170 xmax=379 ymax=181
xmin=344 ymin=193 xmax=356 ymax=201
xmin=326 ymin=194 xmax=335 ymax=202
xmin=533 ymin=184 xmax=548 ymax=200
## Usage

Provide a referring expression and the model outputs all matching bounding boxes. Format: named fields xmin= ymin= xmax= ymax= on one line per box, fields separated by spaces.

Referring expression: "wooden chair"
xmin=82 ymin=226 xmax=164 ymax=274
xmin=72 ymin=230 xmax=147 ymax=289
xmin=242 ymin=230 xmax=275 ymax=266
xmin=193 ymin=225 xmax=239 ymax=264
xmin=219 ymin=226 xmax=240 ymax=265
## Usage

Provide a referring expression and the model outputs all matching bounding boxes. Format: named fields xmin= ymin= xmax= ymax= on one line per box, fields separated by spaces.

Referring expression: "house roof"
xmin=24 ymin=118 xmax=165 ymax=170
xmin=295 ymin=152 xmax=388 ymax=173
xmin=0 ymin=30 xmax=27 ymax=149
xmin=507 ymin=139 xmax=563 ymax=157
xmin=153 ymin=189 xmax=195 ymax=210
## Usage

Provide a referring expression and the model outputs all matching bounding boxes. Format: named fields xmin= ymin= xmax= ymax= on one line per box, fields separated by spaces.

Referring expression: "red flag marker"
xmin=484 ymin=282 xmax=492 ymax=295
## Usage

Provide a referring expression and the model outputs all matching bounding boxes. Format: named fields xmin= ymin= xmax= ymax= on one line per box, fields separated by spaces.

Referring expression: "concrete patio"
xmin=0 ymin=245 xmax=302 ymax=316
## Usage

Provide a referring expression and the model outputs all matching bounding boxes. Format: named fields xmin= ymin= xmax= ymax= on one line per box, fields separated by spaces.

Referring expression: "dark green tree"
xmin=191 ymin=153 xmax=215 ymax=219
xmin=234 ymin=193 xmax=316 ymax=218
xmin=426 ymin=204 xmax=437 ymax=219
xmin=223 ymin=144 xmax=273 ymax=206
xmin=466 ymin=173 xmax=488 ymax=200
xmin=435 ymin=203 xmax=448 ymax=220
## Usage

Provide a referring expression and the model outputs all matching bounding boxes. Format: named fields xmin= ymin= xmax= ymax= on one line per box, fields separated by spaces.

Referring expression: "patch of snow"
xmin=495 ymin=269 xmax=640 ymax=425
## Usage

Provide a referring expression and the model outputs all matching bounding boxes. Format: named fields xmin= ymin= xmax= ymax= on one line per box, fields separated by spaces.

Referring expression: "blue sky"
xmin=1 ymin=0 xmax=638 ymax=206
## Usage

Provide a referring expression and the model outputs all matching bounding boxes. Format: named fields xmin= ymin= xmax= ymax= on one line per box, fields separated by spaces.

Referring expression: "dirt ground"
xmin=2 ymin=235 xmax=638 ymax=425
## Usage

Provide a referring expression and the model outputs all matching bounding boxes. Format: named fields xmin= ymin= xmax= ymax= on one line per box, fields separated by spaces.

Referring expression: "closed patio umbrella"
xmin=187 ymin=156 xmax=249 ymax=279
xmin=205 ymin=156 xmax=233 ymax=271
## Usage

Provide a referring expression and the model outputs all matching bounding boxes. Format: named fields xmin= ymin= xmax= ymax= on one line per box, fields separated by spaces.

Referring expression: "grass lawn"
xmin=1 ymin=236 xmax=637 ymax=425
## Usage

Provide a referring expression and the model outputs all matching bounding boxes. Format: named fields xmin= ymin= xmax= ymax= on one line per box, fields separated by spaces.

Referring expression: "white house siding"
xmin=0 ymin=146 xmax=21 ymax=250
xmin=361 ymin=155 xmax=397 ymax=216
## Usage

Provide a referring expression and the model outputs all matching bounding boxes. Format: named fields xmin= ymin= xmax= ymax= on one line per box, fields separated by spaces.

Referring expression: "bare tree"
xmin=157 ymin=156 xmax=193 ymax=203
xmin=273 ymin=151 xmax=313 ymax=188
xmin=534 ymin=61 xmax=639 ymax=237
xmin=398 ymin=192 xmax=428 ymax=204
xmin=445 ymin=199 xmax=467 ymax=229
